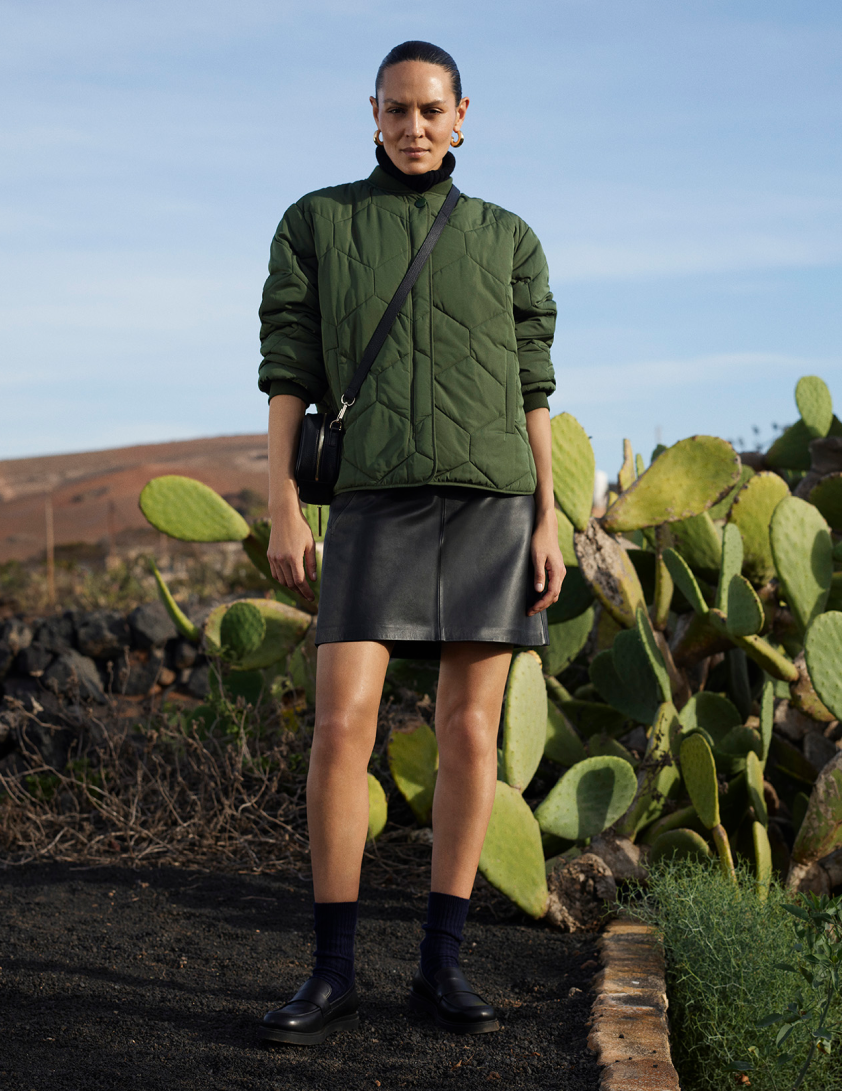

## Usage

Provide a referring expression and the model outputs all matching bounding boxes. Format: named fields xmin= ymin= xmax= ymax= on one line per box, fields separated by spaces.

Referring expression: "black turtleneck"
xmin=375 ymin=145 xmax=456 ymax=193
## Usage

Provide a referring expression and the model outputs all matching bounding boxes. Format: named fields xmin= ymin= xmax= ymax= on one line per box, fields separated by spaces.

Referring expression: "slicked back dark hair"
xmin=375 ymin=41 xmax=462 ymax=103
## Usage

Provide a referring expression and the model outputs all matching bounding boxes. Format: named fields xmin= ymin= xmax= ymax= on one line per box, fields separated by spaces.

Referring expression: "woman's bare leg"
xmin=430 ymin=643 xmax=513 ymax=897
xmin=308 ymin=640 xmax=392 ymax=902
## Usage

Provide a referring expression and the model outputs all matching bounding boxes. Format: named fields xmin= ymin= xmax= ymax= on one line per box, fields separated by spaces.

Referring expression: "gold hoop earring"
xmin=450 ymin=130 xmax=464 ymax=148
xmin=373 ymin=129 xmax=384 ymax=146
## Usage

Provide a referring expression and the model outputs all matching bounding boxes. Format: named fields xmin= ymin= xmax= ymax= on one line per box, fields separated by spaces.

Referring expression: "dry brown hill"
xmin=0 ymin=435 xmax=268 ymax=563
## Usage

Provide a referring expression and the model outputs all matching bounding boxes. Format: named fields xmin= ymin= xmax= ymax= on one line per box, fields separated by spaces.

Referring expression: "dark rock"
xmin=16 ymin=718 xmax=74 ymax=770
xmin=112 ymin=649 xmax=163 ymax=697
xmin=1 ymin=675 xmax=44 ymax=708
xmin=0 ymin=644 xmax=15 ymax=679
xmin=128 ymin=602 xmax=177 ymax=649
xmin=803 ymin=733 xmax=839 ymax=771
xmin=15 ymin=642 xmax=54 ymax=677
xmin=168 ymin=638 xmax=198 ymax=671
xmin=0 ymin=618 xmax=33 ymax=656
xmin=76 ymin=610 xmax=131 ymax=660
xmin=42 ymin=650 xmax=105 ymax=703
xmin=185 ymin=662 xmax=210 ymax=699
xmin=34 ymin=613 xmax=76 ymax=654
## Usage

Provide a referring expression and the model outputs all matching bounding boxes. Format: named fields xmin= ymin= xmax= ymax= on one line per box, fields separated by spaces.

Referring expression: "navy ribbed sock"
xmin=419 ymin=891 xmax=470 ymax=981
xmin=312 ymin=900 xmax=357 ymax=996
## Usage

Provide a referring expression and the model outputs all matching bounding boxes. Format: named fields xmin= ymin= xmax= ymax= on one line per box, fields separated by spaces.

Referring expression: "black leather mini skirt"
xmin=315 ymin=485 xmax=549 ymax=657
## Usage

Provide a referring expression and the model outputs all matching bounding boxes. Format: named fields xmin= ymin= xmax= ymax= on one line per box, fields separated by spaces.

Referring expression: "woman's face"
xmin=370 ymin=60 xmax=468 ymax=175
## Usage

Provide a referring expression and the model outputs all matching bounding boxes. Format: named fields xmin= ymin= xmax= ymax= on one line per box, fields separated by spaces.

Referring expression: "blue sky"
xmin=1 ymin=0 xmax=840 ymax=476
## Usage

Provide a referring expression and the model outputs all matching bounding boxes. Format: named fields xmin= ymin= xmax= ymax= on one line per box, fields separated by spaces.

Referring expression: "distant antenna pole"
xmin=45 ymin=492 xmax=56 ymax=608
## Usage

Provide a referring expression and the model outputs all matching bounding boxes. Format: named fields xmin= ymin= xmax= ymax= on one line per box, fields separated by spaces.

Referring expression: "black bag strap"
xmin=334 ymin=185 xmax=461 ymax=420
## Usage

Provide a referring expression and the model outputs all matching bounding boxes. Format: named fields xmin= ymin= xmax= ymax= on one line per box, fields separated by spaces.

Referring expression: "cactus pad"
xmin=139 ymin=475 xmax=250 ymax=542
xmin=387 ymin=721 xmax=439 ymax=824
xmin=759 ymin=679 xmax=774 ymax=765
xmin=479 ymin=781 xmax=549 ymax=918
xmin=501 ymin=651 xmax=547 ymax=792
xmin=616 ymin=700 xmax=682 ymax=838
xmin=618 ymin=438 xmax=636 ymax=493
xmin=574 ymin=519 xmax=646 ymax=628
xmin=204 ymin=598 xmax=311 ymax=670
xmin=547 ymin=566 xmax=594 ymax=623
xmin=367 ymin=774 xmax=388 ymax=841
xmin=557 ymin=699 xmax=628 ymax=739
xmin=708 ymin=464 xmax=755 ymax=520
xmin=727 ymin=472 xmax=790 ymax=585
xmin=556 ymin=507 xmax=578 ymax=569
xmin=716 ymin=523 xmax=744 ymax=611
xmin=810 ymin=472 xmax=842 ymax=531
xmin=590 ymin=627 xmax=661 ymax=725
xmin=538 ymin=608 xmax=594 ymax=677
xmin=680 ymin=733 xmax=720 ymax=829
xmin=533 ymin=755 xmax=638 ymax=840
xmin=149 ymin=560 xmax=201 ymax=642
xmin=650 ymin=828 xmax=711 ymax=865
xmin=679 ymin=692 xmax=742 ymax=746
xmin=635 ymin=608 xmax=672 ymax=703
xmin=220 ymin=602 xmax=266 ymax=661
xmin=752 ymin=820 xmax=772 ymax=899
xmin=765 ymin=419 xmax=814 ymax=472
xmin=551 ymin=412 xmax=595 ymax=532
xmin=726 ymin=574 xmax=764 ymax=637
xmin=795 ymin=375 xmax=833 ymax=438
xmin=670 ymin=512 xmax=723 ymax=574
xmin=790 ymin=751 xmax=842 ymax=865
xmin=545 ymin=703 xmax=587 ymax=767
xmin=663 ymin=548 xmax=709 ymax=616
xmin=770 ymin=496 xmax=833 ymax=632
xmin=588 ymin=733 xmax=636 ymax=766
xmin=804 ymin=611 xmax=842 ymax=720
xmin=602 ymin=436 xmax=741 ymax=533
xmin=745 ymin=751 xmax=768 ymax=826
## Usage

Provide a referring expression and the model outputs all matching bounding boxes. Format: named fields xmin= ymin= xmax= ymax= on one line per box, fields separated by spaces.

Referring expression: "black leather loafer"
xmin=259 ymin=977 xmax=360 ymax=1046
xmin=409 ymin=966 xmax=499 ymax=1034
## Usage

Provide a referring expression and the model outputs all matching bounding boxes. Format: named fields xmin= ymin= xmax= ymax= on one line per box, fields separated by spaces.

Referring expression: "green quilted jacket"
xmin=258 ymin=165 xmax=556 ymax=495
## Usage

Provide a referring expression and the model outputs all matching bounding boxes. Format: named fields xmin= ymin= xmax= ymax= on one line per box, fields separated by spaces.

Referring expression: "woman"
xmin=257 ymin=41 xmax=564 ymax=1045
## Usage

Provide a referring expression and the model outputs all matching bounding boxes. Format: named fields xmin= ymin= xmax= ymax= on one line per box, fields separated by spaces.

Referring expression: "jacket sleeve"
xmin=511 ymin=221 xmax=557 ymax=412
xmin=258 ymin=200 xmax=328 ymax=407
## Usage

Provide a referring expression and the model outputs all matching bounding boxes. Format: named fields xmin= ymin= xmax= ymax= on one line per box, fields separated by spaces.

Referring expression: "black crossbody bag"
xmin=294 ymin=185 xmax=461 ymax=505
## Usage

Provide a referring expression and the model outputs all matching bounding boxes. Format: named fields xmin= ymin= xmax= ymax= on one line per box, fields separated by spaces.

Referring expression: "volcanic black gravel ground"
xmin=0 ymin=863 xmax=601 ymax=1091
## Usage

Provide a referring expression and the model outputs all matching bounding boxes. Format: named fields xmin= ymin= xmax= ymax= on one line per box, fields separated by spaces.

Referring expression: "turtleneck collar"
xmin=375 ymin=144 xmax=456 ymax=193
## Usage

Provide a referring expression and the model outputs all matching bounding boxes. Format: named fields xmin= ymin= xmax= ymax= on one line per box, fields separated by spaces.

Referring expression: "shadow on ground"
xmin=0 ymin=863 xmax=601 ymax=1090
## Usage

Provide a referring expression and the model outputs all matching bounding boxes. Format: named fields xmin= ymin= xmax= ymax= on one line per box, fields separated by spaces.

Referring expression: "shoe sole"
xmin=409 ymin=991 xmax=500 ymax=1034
xmin=258 ymin=1012 xmax=360 ymax=1047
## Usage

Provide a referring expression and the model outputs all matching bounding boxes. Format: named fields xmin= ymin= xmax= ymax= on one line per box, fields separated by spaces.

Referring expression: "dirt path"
xmin=0 ymin=863 xmax=600 ymax=1090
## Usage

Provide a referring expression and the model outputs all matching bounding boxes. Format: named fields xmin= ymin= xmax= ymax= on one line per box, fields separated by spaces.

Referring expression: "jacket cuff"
xmin=268 ymin=380 xmax=310 ymax=405
xmin=522 ymin=391 xmax=550 ymax=413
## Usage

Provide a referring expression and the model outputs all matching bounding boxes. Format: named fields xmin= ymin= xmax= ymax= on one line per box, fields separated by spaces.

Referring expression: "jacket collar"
xmin=367 ymin=165 xmax=455 ymax=198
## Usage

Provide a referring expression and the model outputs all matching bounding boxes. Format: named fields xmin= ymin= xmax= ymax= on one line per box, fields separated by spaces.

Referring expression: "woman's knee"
xmin=311 ymin=711 xmax=376 ymax=764
xmin=436 ymin=706 xmax=497 ymax=768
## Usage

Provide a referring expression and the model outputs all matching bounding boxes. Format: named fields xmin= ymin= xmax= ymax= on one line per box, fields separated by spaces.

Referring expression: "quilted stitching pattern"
xmin=258 ymin=170 xmax=556 ymax=495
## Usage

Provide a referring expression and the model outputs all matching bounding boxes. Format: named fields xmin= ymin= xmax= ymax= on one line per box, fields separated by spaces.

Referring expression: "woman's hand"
xmin=266 ymin=393 xmax=317 ymax=600
xmin=267 ymin=499 xmax=317 ymax=601
xmin=528 ymin=507 xmax=566 ymax=616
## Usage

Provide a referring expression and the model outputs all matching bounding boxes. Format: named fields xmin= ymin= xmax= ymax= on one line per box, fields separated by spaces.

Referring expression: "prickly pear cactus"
xmin=557 ymin=507 xmax=578 ymax=570
xmin=551 ymin=412 xmax=595 ymax=532
xmin=615 ymin=700 xmax=681 ymax=839
xmin=574 ymin=519 xmax=646 ymax=628
xmin=663 ymin=548 xmax=708 ymax=615
xmin=650 ymin=828 xmax=711 ymax=865
xmin=478 ymin=781 xmax=549 ymax=918
xmin=149 ymin=560 xmax=201 ymax=642
xmin=220 ymin=602 xmax=266 ymax=661
xmin=670 ymin=511 xmax=723 ymax=574
xmin=726 ymin=575 xmax=764 ymax=637
xmin=538 ymin=608 xmax=595 ymax=677
xmin=602 ymin=436 xmax=741 ymax=533
xmin=795 ymin=375 xmax=834 ymax=438
xmin=139 ymin=475 xmax=250 ymax=541
xmin=727 ymin=472 xmax=789 ymax=585
xmin=752 ymin=821 xmax=772 ymax=900
xmin=809 ymin=473 xmax=842 ymax=531
xmin=544 ymin=702 xmax=587 ymax=767
xmin=789 ymin=751 xmax=842 ymax=870
xmin=678 ymin=692 xmax=742 ymax=749
xmin=547 ymin=567 xmax=593 ymax=623
xmin=387 ymin=721 xmax=439 ymax=824
xmin=590 ymin=626 xmax=662 ymax=725
xmin=635 ymin=608 xmax=672 ymax=704
xmin=679 ymin=733 xmax=720 ymax=829
xmin=770 ymin=496 xmax=833 ymax=632
xmin=804 ymin=611 xmax=842 ymax=720
xmin=204 ymin=599 xmax=311 ymax=670
xmin=745 ymin=751 xmax=768 ymax=826
xmin=533 ymin=755 xmax=638 ymax=840
xmin=367 ymin=773 xmax=388 ymax=841
xmin=501 ymin=651 xmax=547 ymax=793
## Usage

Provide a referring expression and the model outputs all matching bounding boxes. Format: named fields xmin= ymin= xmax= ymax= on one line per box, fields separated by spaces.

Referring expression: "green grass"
xmin=626 ymin=858 xmax=842 ymax=1091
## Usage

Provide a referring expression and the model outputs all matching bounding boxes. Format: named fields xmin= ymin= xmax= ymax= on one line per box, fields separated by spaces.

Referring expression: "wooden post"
xmin=45 ymin=492 xmax=56 ymax=608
